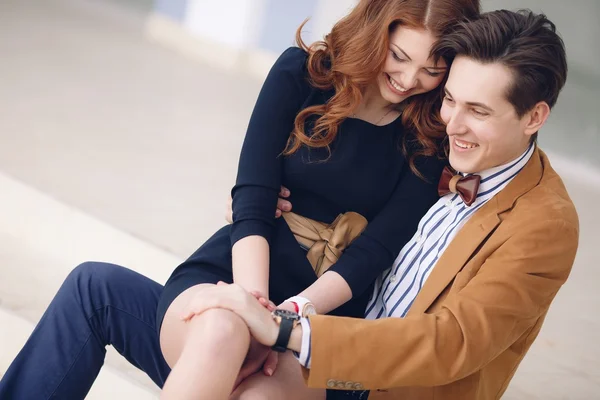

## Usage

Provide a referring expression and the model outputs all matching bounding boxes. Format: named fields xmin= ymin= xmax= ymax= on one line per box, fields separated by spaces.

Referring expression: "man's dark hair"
xmin=433 ymin=9 xmax=568 ymax=140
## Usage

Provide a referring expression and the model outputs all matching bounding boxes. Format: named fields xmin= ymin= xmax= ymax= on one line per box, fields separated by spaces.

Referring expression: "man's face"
xmin=440 ymin=56 xmax=534 ymax=174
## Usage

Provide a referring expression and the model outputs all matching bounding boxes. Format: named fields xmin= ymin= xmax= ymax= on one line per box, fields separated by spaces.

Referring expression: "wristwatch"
xmin=271 ymin=309 xmax=301 ymax=352
xmin=285 ymin=296 xmax=317 ymax=317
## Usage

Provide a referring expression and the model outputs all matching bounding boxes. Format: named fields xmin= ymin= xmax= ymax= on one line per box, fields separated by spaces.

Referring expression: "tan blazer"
xmin=304 ymin=148 xmax=579 ymax=400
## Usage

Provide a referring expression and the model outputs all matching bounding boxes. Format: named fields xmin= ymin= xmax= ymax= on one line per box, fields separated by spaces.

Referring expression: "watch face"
xmin=273 ymin=309 xmax=300 ymax=321
xmin=303 ymin=304 xmax=317 ymax=316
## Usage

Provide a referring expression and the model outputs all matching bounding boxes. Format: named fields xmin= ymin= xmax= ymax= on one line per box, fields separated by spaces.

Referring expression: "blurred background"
xmin=0 ymin=0 xmax=598 ymax=398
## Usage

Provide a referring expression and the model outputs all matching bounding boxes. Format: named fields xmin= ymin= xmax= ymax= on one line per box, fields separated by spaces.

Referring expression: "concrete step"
xmin=0 ymin=171 xmax=178 ymax=398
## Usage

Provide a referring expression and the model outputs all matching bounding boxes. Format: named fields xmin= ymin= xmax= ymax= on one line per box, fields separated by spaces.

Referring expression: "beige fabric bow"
xmin=282 ymin=211 xmax=368 ymax=277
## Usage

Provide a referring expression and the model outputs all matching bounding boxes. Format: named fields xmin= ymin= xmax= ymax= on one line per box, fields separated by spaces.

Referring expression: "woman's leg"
xmin=230 ymin=352 xmax=325 ymax=400
xmin=160 ymin=285 xmax=251 ymax=400
xmin=0 ymin=262 xmax=171 ymax=400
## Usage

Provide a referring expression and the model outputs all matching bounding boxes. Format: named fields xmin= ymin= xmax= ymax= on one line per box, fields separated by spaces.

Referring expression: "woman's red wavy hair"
xmin=284 ymin=0 xmax=480 ymax=175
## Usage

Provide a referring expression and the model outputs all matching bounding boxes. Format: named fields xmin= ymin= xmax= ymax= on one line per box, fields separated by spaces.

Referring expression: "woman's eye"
xmin=391 ymin=50 xmax=406 ymax=62
xmin=426 ymin=71 xmax=443 ymax=77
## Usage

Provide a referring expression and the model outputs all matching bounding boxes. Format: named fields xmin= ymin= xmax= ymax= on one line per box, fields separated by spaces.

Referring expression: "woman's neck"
xmin=352 ymin=83 xmax=400 ymax=125
xmin=359 ymin=83 xmax=393 ymax=114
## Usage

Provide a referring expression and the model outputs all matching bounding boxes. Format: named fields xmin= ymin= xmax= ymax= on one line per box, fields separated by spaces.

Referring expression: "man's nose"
xmin=446 ymin=109 xmax=468 ymax=136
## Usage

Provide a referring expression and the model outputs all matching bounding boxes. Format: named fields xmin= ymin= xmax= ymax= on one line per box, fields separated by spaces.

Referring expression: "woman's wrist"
xmin=231 ymin=270 xmax=269 ymax=300
xmin=277 ymin=301 xmax=297 ymax=312
xmin=231 ymin=235 xmax=270 ymax=297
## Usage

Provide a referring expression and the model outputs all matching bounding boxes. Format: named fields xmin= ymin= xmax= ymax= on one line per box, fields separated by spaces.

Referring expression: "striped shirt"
xmin=297 ymin=143 xmax=535 ymax=368
xmin=365 ymin=143 xmax=535 ymax=319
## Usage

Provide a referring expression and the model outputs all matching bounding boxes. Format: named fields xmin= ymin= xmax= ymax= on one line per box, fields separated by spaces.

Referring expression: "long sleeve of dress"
xmin=230 ymin=47 xmax=309 ymax=247
xmin=328 ymin=154 xmax=445 ymax=297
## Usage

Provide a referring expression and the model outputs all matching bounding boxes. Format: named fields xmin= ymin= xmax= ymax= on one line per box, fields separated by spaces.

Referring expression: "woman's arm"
xmin=226 ymin=155 xmax=444 ymax=314
xmin=298 ymin=155 xmax=445 ymax=314
xmin=231 ymin=236 xmax=270 ymax=295
xmin=321 ymin=155 xmax=444 ymax=301
xmin=229 ymin=47 xmax=309 ymax=296
xmin=297 ymin=271 xmax=351 ymax=314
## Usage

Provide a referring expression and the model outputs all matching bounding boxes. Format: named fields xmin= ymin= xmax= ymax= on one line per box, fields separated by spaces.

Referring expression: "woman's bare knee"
xmin=197 ymin=308 xmax=250 ymax=343
xmin=181 ymin=309 xmax=250 ymax=358
xmin=161 ymin=308 xmax=251 ymax=400
xmin=159 ymin=284 xmax=250 ymax=367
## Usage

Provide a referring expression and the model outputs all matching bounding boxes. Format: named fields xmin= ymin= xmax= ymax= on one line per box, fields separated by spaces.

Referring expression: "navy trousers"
xmin=0 ymin=262 xmax=171 ymax=399
xmin=0 ymin=262 xmax=368 ymax=400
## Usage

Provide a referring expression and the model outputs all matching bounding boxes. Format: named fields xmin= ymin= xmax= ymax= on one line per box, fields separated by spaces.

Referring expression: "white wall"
xmin=310 ymin=0 xmax=357 ymax=44
xmin=183 ymin=0 xmax=266 ymax=49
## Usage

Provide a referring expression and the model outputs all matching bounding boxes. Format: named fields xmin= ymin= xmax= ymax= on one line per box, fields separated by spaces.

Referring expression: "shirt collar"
xmin=459 ymin=142 xmax=535 ymax=203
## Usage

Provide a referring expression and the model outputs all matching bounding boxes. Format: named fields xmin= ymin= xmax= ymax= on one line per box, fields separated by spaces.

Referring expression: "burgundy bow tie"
xmin=437 ymin=166 xmax=481 ymax=206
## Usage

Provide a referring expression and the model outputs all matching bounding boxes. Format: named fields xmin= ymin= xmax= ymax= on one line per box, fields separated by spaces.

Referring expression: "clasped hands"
xmin=179 ymin=186 xmax=296 ymax=387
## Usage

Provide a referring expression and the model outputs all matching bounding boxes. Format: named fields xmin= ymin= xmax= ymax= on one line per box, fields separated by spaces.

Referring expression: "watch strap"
xmin=272 ymin=316 xmax=294 ymax=352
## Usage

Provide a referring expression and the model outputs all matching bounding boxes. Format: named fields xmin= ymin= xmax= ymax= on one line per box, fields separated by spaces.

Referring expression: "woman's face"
xmin=376 ymin=27 xmax=447 ymax=104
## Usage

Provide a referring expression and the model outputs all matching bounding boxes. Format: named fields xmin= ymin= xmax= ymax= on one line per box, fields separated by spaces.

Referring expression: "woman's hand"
xmin=250 ymin=290 xmax=277 ymax=312
xmin=180 ymin=283 xmax=280 ymax=347
xmin=226 ymin=186 xmax=292 ymax=224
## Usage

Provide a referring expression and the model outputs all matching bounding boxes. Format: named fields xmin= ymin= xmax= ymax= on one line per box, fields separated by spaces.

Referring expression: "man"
xmin=183 ymin=9 xmax=578 ymax=400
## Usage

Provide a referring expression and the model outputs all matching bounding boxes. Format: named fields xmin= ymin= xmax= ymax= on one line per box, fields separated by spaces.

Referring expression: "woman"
xmin=158 ymin=0 xmax=480 ymax=399
xmin=0 ymin=1 xmax=480 ymax=399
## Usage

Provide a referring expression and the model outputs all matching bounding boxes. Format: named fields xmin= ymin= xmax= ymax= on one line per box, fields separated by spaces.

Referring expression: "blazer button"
xmin=326 ymin=379 xmax=337 ymax=388
xmin=336 ymin=381 xmax=346 ymax=389
xmin=353 ymin=383 xmax=364 ymax=390
xmin=344 ymin=381 xmax=355 ymax=389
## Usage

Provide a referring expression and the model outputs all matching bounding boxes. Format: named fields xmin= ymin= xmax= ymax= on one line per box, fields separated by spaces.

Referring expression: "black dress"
xmin=156 ymin=48 xmax=444 ymax=397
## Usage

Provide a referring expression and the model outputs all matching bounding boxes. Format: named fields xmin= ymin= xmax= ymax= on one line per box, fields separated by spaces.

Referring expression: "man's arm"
xmin=302 ymin=218 xmax=578 ymax=389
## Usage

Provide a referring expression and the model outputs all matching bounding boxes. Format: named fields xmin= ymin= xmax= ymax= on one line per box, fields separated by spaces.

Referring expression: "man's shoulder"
xmin=507 ymin=153 xmax=579 ymax=230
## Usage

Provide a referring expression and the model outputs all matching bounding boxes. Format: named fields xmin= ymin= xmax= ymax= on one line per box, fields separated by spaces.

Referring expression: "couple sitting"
xmin=0 ymin=2 xmax=578 ymax=400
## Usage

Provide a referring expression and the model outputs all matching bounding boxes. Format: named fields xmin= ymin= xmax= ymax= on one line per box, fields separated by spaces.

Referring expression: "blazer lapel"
xmin=407 ymin=205 xmax=501 ymax=315
xmin=407 ymin=147 xmax=545 ymax=316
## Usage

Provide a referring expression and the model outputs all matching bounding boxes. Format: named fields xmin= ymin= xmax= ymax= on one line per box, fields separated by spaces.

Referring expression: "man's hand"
xmin=248 ymin=290 xmax=279 ymax=378
xmin=232 ymin=290 xmax=281 ymax=389
xmin=233 ymin=338 xmax=277 ymax=390
xmin=180 ymin=285 xmax=281 ymax=388
xmin=180 ymin=284 xmax=279 ymax=345
xmin=235 ymin=291 xmax=280 ymax=387
xmin=226 ymin=186 xmax=292 ymax=224
xmin=232 ymin=293 xmax=297 ymax=386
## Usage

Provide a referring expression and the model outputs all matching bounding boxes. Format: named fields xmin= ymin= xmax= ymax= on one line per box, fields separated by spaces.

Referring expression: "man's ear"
xmin=523 ymin=101 xmax=551 ymax=137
